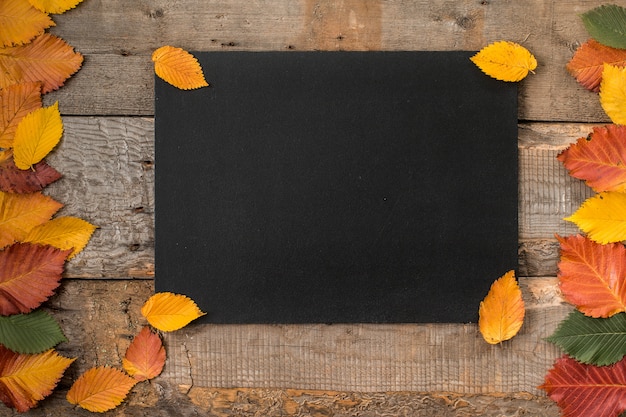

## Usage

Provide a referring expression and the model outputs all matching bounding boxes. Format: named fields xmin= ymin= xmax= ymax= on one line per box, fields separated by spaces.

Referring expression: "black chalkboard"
xmin=154 ymin=51 xmax=518 ymax=324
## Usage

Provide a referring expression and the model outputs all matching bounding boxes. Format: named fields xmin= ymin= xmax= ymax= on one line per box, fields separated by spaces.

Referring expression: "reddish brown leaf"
xmin=122 ymin=326 xmax=166 ymax=381
xmin=0 ymin=33 xmax=83 ymax=94
xmin=557 ymin=234 xmax=626 ymax=318
xmin=0 ymin=243 xmax=70 ymax=316
xmin=567 ymin=39 xmax=626 ymax=92
xmin=0 ymin=82 xmax=42 ymax=148
xmin=557 ymin=124 xmax=626 ymax=192
xmin=541 ymin=354 xmax=626 ymax=417
xmin=0 ymin=155 xmax=61 ymax=193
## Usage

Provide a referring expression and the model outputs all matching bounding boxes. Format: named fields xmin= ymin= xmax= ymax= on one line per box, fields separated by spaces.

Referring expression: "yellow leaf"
xmin=600 ymin=63 xmax=626 ymax=125
xmin=141 ymin=292 xmax=206 ymax=332
xmin=0 ymin=82 xmax=42 ymax=149
xmin=152 ymin=46 xmax=209 ymax=90
xmin=0 ymin=191 xmax=62 ymax=248
xmin=0 ymin=0 xmax=54 ymax=47
xmin=23 ymin=216 xmax=97 ymax=259
xmin=27 ymin=0 xmax=84 ymax=14
xmin=470 ymin=41 xmax=537 ymax=82
xmin=0 ymin=347 xmax=74 ymax=412
xmin=66 ymin=367 xmax=137 ymax=413
xmin=13 ymin=102 xmax=63 ymax=170
xmin=565 ymin=191 xmax=626 ymax=244
xmin=478 ymin=270 xmax=525 ymax=344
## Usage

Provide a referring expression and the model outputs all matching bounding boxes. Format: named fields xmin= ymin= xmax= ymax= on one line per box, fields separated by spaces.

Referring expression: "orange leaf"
xmin=557 ymin=124 xmax=626 ymax=192
xmin=66 ymin=367 xmax=137 ymax=413
xmin=27 ymin=0 xmax=85 ymax=14
xmin=0 ymin=0 xmax=54 ymax=47
xmin=566 ymin=39 xmax=626 ymax=93
xmin=0 ymin=82 xmax=42 ymax=149
xmin=0 ymin=346 xmax=74 ymax=412
xmin=478 ymin=270 xmax=525 ymax=344
xmin=0 ymin=33 xmax=83 ymax=94
xmin=0 ymin=191 xmax=62 ymax=248
xmin=152 ymin=46 xmax=209 ymax=90
xmin=557 ymin=234 xmax=626 ymax=318
xmin=141 ymin=292 xmax=206 ymax=332
xmin=122 ymin=326 xmax=166 ymax=381
xmin=0 ymin=243 xmax=70 ymax=315
xmin=0 ymin=155 xmax=62 ymax=194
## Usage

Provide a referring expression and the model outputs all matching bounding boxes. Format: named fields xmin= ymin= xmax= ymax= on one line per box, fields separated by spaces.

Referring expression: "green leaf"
xmin=582 ymin=4 xmax=626 ymax=49
xmin=0 ymin=310 xmax=66 ymax=354
xmin=547 ymin=310 xmax=626 ymax=366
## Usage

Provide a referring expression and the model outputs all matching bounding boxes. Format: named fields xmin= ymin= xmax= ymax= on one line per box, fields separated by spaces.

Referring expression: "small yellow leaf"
xmin=23 ymin=216 xmax=97 ymax=259
xmin=27 ymin=0 xmax=84 ymax=14
xmin=66 ymin=367 xmax=137 ymax=413
xmin=141 ymin=292 xmax=206 ymax=332
xmin=478 ymin=270 xmax=525 ymax=344
xmin=0 ymin=0 xmax=54 ymax=47
xmin=152 ymin=46 xmax=209 ymax=90
xmin=565 ymin=191 xmax=626 ymax=244
xmin=470 ymin=41 xmax=537 ymax=82
xmin=13 ymin=102 xmax=63 ymax=170
xmin=600 ymin=63 xmax=626 ymax=125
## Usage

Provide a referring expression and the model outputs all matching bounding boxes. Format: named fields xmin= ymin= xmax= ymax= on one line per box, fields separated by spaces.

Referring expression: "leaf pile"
xmin=542 ymin=5 xmax=626 ymax=416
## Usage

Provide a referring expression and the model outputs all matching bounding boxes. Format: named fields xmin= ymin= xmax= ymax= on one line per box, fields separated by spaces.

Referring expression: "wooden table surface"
xmin=15 ymin=0 xmax=608 ymax=415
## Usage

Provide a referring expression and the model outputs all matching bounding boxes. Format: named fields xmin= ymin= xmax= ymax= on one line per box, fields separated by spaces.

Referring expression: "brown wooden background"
xmin=13 ymin=0 xmax=610 ymax=415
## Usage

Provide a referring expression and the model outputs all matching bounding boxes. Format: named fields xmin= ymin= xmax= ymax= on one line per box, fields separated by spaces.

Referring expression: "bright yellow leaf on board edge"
xmin=600 ymin=63 xmax=626 ymax=125
xmin=152 ymin=46 xmax=209 ymax=90
xmin=478 ymin=270 xmax=525 ymax=344
xmin=13 ymin=102 xmax=63 ymax=170
xmin=565 ymin=191 xmax=626 ymax=244
xmin=470 ymin=41 xmax=537 ymax=82
xmin=23 ymin=216 xmax=97 ymax=259
xmin=141 ymin=292 xmax=206 ymax=332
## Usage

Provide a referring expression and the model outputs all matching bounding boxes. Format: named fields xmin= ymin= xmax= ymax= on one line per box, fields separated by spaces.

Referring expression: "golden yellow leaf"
xmin=478 ymin=270 xmax=525 ymax=344
xmin=0 ymin=191 xmax=62 ymax=248
xmin=13 ymin=102 xmax=63 ymax=170
xmin=600 ymin=63 xmax=626 ymax=125
xmin=66 ymin=367 xmax=137 ymax=413
xmin=23 ymin=216 xmax=97 ymax=259
xmin=0 ymin=0 xmax=54 ymax=47
xmin=0 ymin=82 xmax=42 ymax=149
xmin=27 ymin=0 xmax=84 ymax=14
xmin=152 ymin=46 xmax=209 ymax=90
xmin=470 ymin=41 xmax=537 ymax=82
xmin=565 ymin=191 xmax=626 ymax=244
xmin=141 ymin=292 xmax=206 ymax=332
xmin=0 ymin=347 xmax=74 ymax=412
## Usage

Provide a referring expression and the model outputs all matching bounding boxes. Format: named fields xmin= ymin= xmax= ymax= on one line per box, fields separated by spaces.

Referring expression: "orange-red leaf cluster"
xmin=567 ymin=39 xmax=626 ymax=92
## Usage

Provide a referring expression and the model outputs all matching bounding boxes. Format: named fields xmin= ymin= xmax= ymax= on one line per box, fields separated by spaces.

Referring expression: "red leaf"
xmin=557 ymin=125 xmax=626 ymax=193
xmin=557 ymin=234 xmax=626 ymax=318
xmin=567 ymin=39 xmax=626 ymax=92
xmin=541 ymin=354 xmax=626 ymax=417
xmin=0 ymin=243 xmax=70 ymax=315
xmin=122 ymin=326 xmax=166 ymax=381
xmin=0 ymin=155 xmax=61 ymax=193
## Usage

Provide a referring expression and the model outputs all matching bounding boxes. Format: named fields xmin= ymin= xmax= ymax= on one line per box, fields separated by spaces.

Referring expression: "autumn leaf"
xmin=541 ymin=354 xmax=626 ymax=417
xmin=565 ymin=192 xmax=626 ymax=244
xmin=0 ymin=0 xmax=54 ymax=47
xmin=557 ymin=234 xmax=626 ymax=318
xmin=0 ymin=156 xmax=62 ymax=194
xmin=0 ymin=310 xmax=67 ymax=354
xmin=557 ymin=125 xmax=626 ymax=192
xmin=66 ymin=367 xmax=137 ymax=413
xmin=23 ymin=216 xmax=96 ymax=259
xmin=566 ymin=39 xmax=626 ymax=93
xmin=122 ymin=326 xmax=166 ymax=381
xmin=0 ymin=82 xmax=42 ymax=149
xmin=13 ymin=102 xmax=63 ymax=170
xmin=600 ymin=64 xmax=626 ymax=125
xmin=581 ymin=4 xmax=626 ymax=50
xmin=478 ymin=270 xmax=525 ymax=344
xmin=0 ymin=191 xmax=63 ymax=248
xmin=0 ymin=33 xmax=83 ymax=94
xmin=0 ymin=346 xmax=74 ymax=413
xmin=28 ymin=0 xmax=85 ymax=14
xmin=141 ymin=292 xmax=206 ymax=332
xmin=470 ymin=41 xmax=537 ymax=82
xmin=152 ymin=46 xmax=209 ymax=90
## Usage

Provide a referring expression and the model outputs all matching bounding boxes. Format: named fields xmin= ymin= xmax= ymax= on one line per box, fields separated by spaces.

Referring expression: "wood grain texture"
xmin=43 ymin=0 xmax=608 ymax=122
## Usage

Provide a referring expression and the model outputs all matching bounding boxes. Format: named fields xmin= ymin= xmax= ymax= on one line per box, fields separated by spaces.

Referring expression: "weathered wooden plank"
xmin=45 ymin=0 xmax=608 ymax=122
